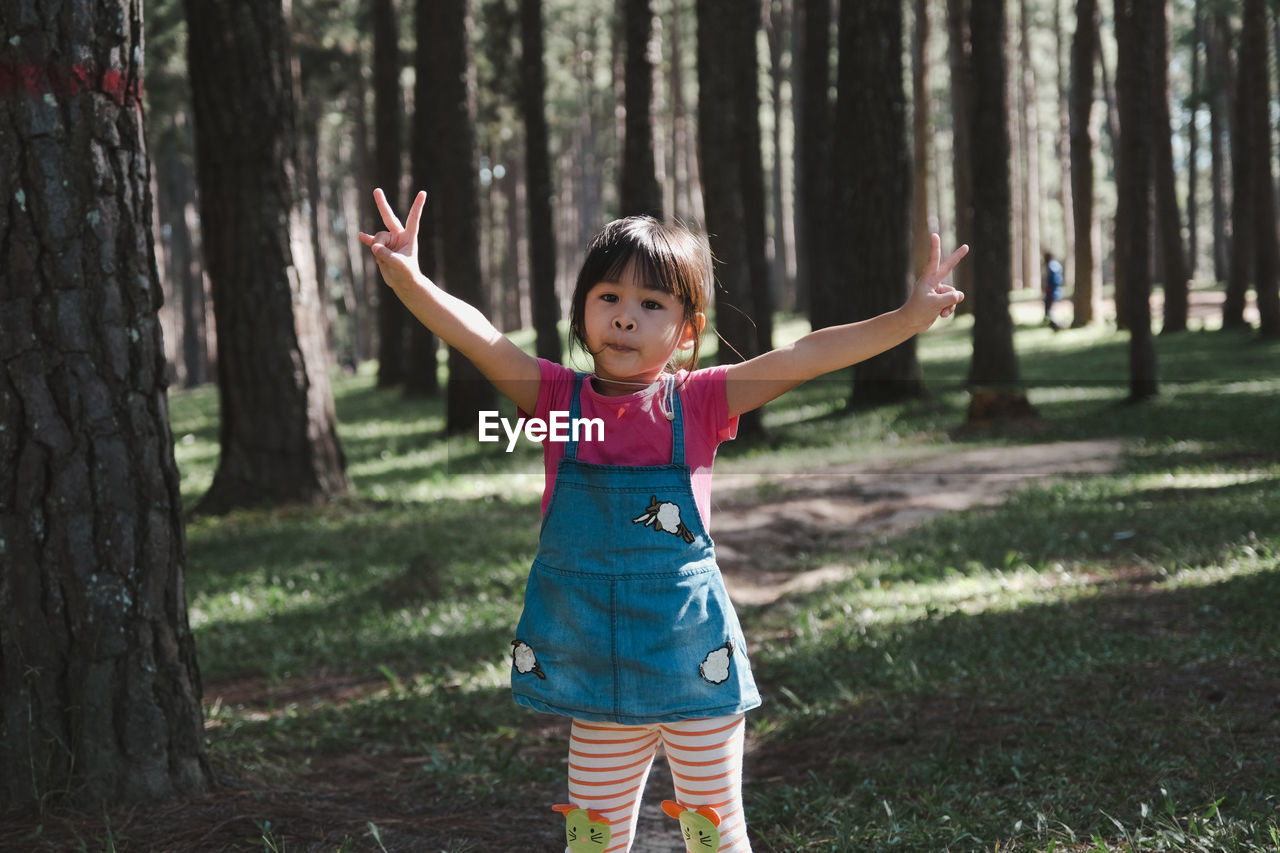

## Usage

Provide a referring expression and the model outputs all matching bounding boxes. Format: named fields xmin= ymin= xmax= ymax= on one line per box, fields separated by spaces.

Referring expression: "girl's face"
xmin=581 ymin=271 xmax=703 ymax=394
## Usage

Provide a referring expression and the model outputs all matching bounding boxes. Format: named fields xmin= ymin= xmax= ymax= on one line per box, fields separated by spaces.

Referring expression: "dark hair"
xmin=569 ymin=216 xmax=713 ymax=371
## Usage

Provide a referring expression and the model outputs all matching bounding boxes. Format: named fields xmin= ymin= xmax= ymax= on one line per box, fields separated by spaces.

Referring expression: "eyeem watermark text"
xmin=478 ymin=411 xmax=604 ymax=452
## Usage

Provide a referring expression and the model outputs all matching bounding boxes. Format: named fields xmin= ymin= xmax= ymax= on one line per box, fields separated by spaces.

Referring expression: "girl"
xmin=360 ymin=189 xmax=967 ymax=853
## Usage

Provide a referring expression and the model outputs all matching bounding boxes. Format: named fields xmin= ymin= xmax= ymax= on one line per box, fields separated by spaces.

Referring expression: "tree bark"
xmin=521 ymin=0 xmax=563 ymax=364
xmin=1187 ymin=0 xmax=1203 ymax=281
xmin=0 ymin=0 xmax=211 ymax=808
xmin=373 ymin=0 xmax=411 ymax=387
xmin=1229 ymin=0 xmax=1280 ymax=334
xmin=1115 ymin=0 xmax=1159 ymax=399
xmin=1070 ymin=0 xmax=1099 ymax=326
xmin=1017 ymin=0 xmax=1041 ymax=293
xmin=911 ymin=0 xmax=934 ymax=277
xmin=1151 ymin=0 xmax=1190 ymax=334
xmin=697 ymin=0 xmax=768 ymax=435
xmin=428 ymin=0 xmax=497 ymax=433
xmin=407 ymin=0 xmax=441 ymax=397
xmin=1206 ymin=9 xmax=1231 ymax=285
xmin=155 ymin=119 xmax=209 ymax=387
xmin=766 ymin=0 xmax=793 ymax=310
xmin=185 ymin=0 xmax=349 ymax=512
xmin=838 ymin=0 xmax=921 ymax=406
xmin=1054 ymin=0 xmax=1076 ymax=293
xmin=795 ymin=0 xmax=834 ymax=326
xmin=965 ymin=0 xmax=1021 ymax=393
xmin=946 ymin=0 xmax=976 ymax=310
xmin=621 ymin=0 xmax=663 ymax=218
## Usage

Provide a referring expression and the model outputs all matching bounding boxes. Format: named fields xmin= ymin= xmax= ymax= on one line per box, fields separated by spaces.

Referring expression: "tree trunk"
xmin=155 ymin=119 xmax=209 ymax=387
xmin=737 ymin=3 xmax=773 ymax=359
xmin=795 ymin=0 xmax=834 ymax=326
xmin=0 ymin=0 xmax=211 ymax=809
xmin=521 ymin=0 xmax=563 ymax=364
xmin=1103 ymin=0 xmax=1130 ymax=328
xmin=1054 ymin=0 xmax=1076 ymax=294
xmin=621 ymin=0 xmax=663 ymax=218
xmin=1206 ymin=9 xmax=1232 ymax=285
xmin=351 ymin=73 xmax=379 ymax=363
xmin=1151 ymin=0 xmax=1190 ymax=334
xmin=405 ymin=0 xmax=441 ymax=397
xmin=946 ymin=0 xmax=976 ymax=311
xmin=766 ymin=0 xmax=793 ymax=311
xmin=1187 ymin=0 xmax=1203 ymax=281
xmin=965 ymin=0 xmax=1025 ymax=402
xmin=697 ymin=0 xmax=767 ymax=435
xmin=911 ymin=0 xmax=934 ymax=277
xmin=1070 ymin=0 xmax=1100 ymax=327
xmin=669 ymin=0 xmax=695 ymax=224
xmin=1230 ymin=0 xmax=1280 ymax=334
xmin=1115 ymin=0 xmax=1158 ymax=400
xmin=1017 ymin=0 xmax=1041 ymax=293
xmin=372 ymin=0 xmax=410 ymax=387
xmin=185 ymin=0 xmax=349 ymax=512
xmin=429 ymin=0 xmax=497 ymax=433
xmin=838 ymin=0 xmax=921 ymax=406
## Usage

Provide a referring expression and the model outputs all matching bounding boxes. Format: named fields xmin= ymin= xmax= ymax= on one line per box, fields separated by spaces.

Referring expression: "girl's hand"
xmin=358 ymin=188 xmax=426 ymax=292
xmin=902 ymin=233 xmax=968 ymax=331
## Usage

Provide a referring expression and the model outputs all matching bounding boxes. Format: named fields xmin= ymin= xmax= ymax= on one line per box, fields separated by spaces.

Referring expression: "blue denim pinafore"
xmin=511 ymin=374 xmax=761 ymax=724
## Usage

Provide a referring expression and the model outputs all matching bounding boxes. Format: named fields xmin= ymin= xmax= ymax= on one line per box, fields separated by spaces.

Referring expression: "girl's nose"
xmin=613 ymin=315 xmax=635 ymax=331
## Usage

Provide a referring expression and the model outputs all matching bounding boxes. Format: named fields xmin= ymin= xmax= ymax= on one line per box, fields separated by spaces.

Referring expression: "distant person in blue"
xmin=1043 ymin=251 xmax=1064 ymax=331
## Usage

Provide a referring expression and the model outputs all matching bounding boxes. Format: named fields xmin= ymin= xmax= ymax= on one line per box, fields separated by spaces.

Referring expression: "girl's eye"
xmin=599 ymin=292 xmax=618 ymax=303
xmin=643 ymin=299 xmax=664 ymax=311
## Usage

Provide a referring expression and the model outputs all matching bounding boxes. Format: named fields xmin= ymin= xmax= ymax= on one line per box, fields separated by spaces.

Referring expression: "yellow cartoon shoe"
xmin=662 ymin=800 xmax=721 ymax=851
xmin=552 ymin=803 xmax=612 ymax=852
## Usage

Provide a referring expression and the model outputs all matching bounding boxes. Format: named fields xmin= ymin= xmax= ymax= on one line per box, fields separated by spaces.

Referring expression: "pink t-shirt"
xmin=528 ymin=358 xmax=738 ymax=530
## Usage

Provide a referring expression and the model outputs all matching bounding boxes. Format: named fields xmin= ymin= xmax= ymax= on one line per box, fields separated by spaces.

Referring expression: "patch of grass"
xmin=165 ymin=318 xmax=1280 ymax=851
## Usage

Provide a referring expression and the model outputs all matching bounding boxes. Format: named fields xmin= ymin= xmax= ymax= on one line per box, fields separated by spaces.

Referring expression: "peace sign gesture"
xmin=902 ymin=233 xmax=968 ymax=330
xmin=358 ymin=188 xmax=427 ymax=290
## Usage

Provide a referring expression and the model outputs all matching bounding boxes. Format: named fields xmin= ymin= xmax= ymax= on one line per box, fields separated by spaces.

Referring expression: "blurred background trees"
xmin=138 ymin=0 xmax=1271 ymax=474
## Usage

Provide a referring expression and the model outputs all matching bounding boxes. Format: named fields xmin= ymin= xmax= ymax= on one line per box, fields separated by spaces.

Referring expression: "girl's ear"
xmin=678 ymin=312 xmax=707 ymax=351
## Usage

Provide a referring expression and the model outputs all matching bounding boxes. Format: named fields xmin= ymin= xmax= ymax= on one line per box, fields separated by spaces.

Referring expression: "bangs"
xmin=583 ymin=220 xmax=689 ymax=299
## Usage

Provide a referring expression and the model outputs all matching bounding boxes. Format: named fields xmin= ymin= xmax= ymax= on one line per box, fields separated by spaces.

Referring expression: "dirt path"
xmin=713 ymin=440 xmax=1124 ymax=606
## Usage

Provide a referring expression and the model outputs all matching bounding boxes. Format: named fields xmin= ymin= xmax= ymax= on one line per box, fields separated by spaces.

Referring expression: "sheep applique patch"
xmin=661 ymin=800 xmax=722 ymax=850
xmin=511 ymin=639 xmax=545 ymax=679
xmin=633 ymin=495 xmax=696 ymax=543
xmin=699 ymin=641 xmax=734 ymax=684
xmin=552 ymin=804 xmax=612 ymax=852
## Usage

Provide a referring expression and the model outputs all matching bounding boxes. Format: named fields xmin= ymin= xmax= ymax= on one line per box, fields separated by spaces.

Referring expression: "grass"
xmin=155 ymin=300 xmax=1280 ymax=851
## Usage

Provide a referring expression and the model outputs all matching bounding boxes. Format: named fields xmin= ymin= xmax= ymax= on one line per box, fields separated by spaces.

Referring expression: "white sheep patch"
xmin=699 ymin=641 xmax=734 ymax=684
xmin=633 ymin=496 xmax=696 ymax=543
xmin=512 ymin=639 xmax=545 ymax=679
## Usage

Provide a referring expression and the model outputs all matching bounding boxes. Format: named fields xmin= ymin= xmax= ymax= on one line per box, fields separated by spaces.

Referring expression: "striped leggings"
xmin=564 ymin=714 xmax=751 ymax=853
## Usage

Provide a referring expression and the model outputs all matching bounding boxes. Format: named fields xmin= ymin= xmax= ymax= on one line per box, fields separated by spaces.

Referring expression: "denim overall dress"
xmin=511 ymin=374 xmax=761 ymax=724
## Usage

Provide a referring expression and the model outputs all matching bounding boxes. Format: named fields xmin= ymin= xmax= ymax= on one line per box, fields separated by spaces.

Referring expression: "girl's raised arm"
xmin=360 ymin=189 xmax=541 ymax=414
xmin=723 ymin=235 xmax=967 ymax=418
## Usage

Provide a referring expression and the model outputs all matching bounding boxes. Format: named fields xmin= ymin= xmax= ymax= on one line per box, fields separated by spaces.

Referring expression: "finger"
xmin=373 ymin=187 xmax=404 ymax=232
xmin=937 ymin=243 xmax=969 ymax=277
xmin=930 ymin=233 xmax=941 ymax=268
xmin=359 ymin=230 xmax=393 ymax=248
xmin=404 ymin=190 xmax=427 ymax=236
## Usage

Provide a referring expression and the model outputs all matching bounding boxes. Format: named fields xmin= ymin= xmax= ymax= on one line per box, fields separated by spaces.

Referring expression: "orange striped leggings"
xmin=565 ymin=714 xmax=751 ymax=853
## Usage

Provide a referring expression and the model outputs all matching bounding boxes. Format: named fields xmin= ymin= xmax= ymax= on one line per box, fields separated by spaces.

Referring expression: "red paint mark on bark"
xmin=0 ymin=61 xmax=141 ymax=106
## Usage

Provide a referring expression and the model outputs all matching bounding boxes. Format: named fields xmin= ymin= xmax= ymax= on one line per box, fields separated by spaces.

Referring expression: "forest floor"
xmin=4 ymin=438 xmax=1126 ymax=853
